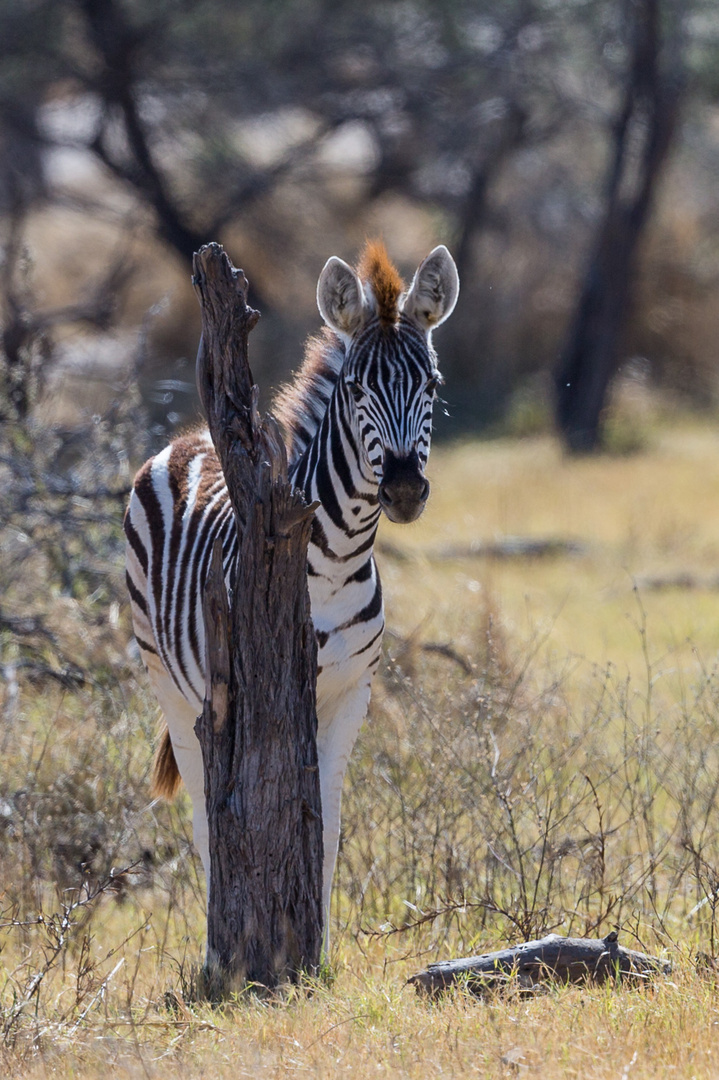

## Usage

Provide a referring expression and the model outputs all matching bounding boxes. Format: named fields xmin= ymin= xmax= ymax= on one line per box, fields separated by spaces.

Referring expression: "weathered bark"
xmin=554 ymin=0 xmax=682 ymax=452
xmin=192 ymin=242 xmax=322 ymax=995
xmin=409 ymin=932 xmax=671 ymax=997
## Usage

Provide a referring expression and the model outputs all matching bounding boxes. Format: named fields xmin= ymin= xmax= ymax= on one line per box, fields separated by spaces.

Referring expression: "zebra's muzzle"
xmin=378 ymin=450 xmax=430 ymax=524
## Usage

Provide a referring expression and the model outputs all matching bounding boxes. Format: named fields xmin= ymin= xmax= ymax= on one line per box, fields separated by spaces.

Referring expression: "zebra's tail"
xmin=151 ymin=727 xmax=183 ymax=800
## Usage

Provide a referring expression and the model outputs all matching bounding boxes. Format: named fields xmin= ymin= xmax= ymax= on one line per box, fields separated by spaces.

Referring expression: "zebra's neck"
xmin=290 ymin=385 xmax=381 ymax=570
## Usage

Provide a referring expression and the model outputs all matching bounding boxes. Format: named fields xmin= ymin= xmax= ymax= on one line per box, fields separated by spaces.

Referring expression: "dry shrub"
xmin=338 ymin=595 xmax=719 ymax=961
xmin=0 ymin=673 xmax=207 ymax=1056
xmin=0 ymin=300 xmax=208 ymax=1051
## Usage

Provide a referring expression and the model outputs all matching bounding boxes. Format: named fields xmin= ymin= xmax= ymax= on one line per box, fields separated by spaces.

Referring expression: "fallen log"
xmin=408 ymin=932 xmax=671 ymax=997
xmin=434 ymin=537 xmax=587 ymax=561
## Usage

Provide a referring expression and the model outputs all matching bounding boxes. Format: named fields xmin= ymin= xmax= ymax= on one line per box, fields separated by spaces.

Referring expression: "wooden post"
xmin=192 ymin=243 xmax=322 ymax=994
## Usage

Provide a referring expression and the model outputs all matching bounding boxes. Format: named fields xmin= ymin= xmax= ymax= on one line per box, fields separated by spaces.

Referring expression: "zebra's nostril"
xmin=420 ymin=478 xmax=430 ymax=501
xmin=379 ymin=484 xmax=393 ymax=505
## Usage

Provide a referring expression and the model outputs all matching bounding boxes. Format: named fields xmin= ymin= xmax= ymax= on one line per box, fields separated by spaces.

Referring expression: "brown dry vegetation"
xmin=5 ymin=400 xmax=719 ymax=1076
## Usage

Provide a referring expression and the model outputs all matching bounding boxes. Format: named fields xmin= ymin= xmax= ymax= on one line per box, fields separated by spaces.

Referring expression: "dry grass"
xmin=5 ymin=414 xmax=719 ymax=1076
xmin=384 ymin=415 xmax=719 ymax=673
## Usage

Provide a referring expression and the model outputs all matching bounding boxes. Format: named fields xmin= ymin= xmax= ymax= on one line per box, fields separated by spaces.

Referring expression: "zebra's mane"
xmin=273 ymin=326 xmax=346 ymax=465
xmin=274 ymin=241 xmax=405 ymax=465
xmin=358 ymin=238 xmax=404 ymax=326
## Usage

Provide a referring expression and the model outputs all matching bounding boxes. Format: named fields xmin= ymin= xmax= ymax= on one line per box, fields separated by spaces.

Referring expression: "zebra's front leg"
xmin=316 ymin=678 xmax=373 ymax=951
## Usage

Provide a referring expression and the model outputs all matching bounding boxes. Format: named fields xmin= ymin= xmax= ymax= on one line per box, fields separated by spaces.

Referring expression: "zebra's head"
xmin=317 ymin=242 xmax=459 ymax=524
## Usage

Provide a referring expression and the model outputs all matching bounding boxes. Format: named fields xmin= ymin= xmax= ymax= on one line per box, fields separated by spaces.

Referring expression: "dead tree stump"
xmin=192 ymin=243 xmax=322 ymax=994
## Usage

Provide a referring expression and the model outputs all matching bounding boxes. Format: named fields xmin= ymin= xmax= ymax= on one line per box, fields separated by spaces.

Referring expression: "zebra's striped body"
xmin=125 ymin=242 xmax=459 ymax=936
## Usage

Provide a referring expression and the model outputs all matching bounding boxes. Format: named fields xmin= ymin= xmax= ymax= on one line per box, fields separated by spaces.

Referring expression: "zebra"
xmin=124 ymin=240 xmax=459 ymax=935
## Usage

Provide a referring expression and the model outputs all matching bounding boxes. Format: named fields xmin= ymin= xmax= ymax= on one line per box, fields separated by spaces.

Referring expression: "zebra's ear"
xmin=317 ymin=257 xmax=367 ymax=337
xmin=403 ymin=246 xmax=459 ymax=331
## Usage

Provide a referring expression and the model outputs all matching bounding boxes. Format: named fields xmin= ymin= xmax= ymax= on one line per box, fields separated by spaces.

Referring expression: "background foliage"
xmin=2 ymin=0 xmax=719 ymax=439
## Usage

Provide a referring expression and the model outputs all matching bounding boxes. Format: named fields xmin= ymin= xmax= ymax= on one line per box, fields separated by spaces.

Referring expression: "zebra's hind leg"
xmin=170 ymin=734 xmax=211 ymax=902
xmin=147 ymin=683 xmax=212 ymax=904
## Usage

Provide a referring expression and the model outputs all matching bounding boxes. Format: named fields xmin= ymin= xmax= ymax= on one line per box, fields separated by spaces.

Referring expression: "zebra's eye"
xmin=347 ymin=380 xmax=364 ymax=403
xmin=426 ymin=375 xmax=440 ymax=396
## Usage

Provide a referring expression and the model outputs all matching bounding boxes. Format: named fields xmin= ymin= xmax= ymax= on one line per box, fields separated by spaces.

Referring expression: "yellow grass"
xmin=5 ymin=419 xmax=719 ymax=1077
xmin=384 ymin=419 xmax=719 ymax=678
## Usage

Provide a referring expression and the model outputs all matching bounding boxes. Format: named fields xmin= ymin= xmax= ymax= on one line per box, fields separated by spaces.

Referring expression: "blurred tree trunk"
xmin=77 ymin=0 xmax=209 ymax=261
xmin=192 ymin=243 xmax=322 ymax=995
xmin=75 ymin=0 xmax=271 ymax=310
xmin=453 ymin=103 xmax=528 ymax=287
xmin=554 ymin=0 xmax=682 ymax=453
xmin=435 ymin=104 xmax=529 ymax=433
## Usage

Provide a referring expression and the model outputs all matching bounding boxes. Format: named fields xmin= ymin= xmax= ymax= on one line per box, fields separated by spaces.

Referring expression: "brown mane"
xmin=273 ymin=326 xmax=346 ymax=465
xmin=358 ymin=238 xmax=404 ymax=326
